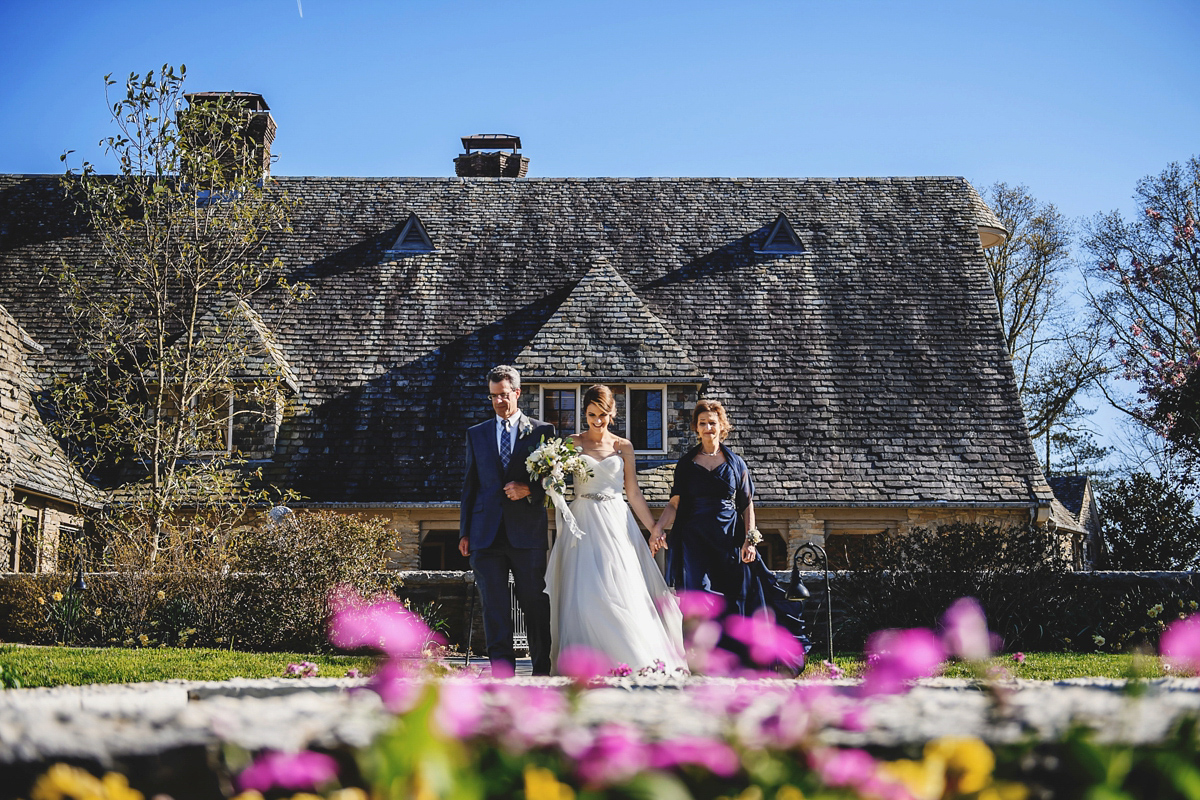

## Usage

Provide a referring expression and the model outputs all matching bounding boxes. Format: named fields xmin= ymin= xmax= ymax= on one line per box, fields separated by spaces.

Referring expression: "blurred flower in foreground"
xmin=1161 ymin=614 xmax=1200 ymax=674
xmin=941 ymin=597 xmax=996 ymax=662
xmin=575 ymin=723 xmax=646 ymax=786
xmin=524 ymin=764 xmax=575 ymax=800
xmin=327 ymin=586 xmax=438 ymax=657
xmin=237 ymin=750 xmax=338 ymax=792
xmin=676 ymin=589 xmax=724 ymax=621
xmin=558 ymin=645 xmax=612 ymax=684
xmin=860 ymin=628 xmax=945 ymax=696
xmin=724 ymin=610 xmax=805 ymax=669
xmin=31 ymin=764 xmax=144 ymax=800
xmin=434 ymin=678 xmax=485 ymax=738
xmin=648 ymin=735 xmax=739 ymax=776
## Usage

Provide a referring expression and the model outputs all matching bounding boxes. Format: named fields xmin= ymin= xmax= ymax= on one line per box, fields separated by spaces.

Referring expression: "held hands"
xmin=740 ymin=542 xmax=757 ymax=563
xmin=504 ymin=481 xmax=532 ymax=501
xmin=648 ymin=526 xmax=668 ymax=555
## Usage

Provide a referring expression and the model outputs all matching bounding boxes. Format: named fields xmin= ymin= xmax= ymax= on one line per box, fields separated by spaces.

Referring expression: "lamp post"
xmin=787 ymin=542 xmax=833 ymax=666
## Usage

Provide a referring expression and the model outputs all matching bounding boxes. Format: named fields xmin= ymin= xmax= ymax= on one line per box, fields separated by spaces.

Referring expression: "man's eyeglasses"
xmin=488 ymin=391 xmax=516 ymax=401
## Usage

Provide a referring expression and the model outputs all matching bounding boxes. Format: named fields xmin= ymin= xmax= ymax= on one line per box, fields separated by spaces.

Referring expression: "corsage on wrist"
xmin=745 ymin=528 xmax=763 ymax=547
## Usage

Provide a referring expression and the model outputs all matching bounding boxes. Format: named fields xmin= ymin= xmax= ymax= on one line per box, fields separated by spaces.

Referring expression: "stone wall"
xmin=0 ymin=308 xmax=23 ymax=569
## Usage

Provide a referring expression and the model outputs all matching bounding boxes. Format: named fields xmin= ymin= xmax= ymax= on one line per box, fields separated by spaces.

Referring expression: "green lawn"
xmin=0 ymin=645 xmax=1170 ymax=688
xmin=0 ymin=645 xmax=378 ymax=688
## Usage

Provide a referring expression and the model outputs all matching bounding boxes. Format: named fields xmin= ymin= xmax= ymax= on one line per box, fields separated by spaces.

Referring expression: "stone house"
xmin=0 ymin=304 xmax=99 ymax=573
xmin=0 ymin=96 xmax=1068 ymax=574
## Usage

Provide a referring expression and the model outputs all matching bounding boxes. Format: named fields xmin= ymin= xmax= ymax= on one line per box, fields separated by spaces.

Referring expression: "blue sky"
xmin=2 ymin=0 xmax=1198 ymax=458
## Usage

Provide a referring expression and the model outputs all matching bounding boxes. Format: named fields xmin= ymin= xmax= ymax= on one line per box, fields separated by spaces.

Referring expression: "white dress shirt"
xmin=495 ymin=410 xmax=523 ymax=458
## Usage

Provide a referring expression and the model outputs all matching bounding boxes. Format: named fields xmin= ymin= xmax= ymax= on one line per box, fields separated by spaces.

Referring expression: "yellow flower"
xmin=523 ymin=765 xmax=576 ymax=800
xmin=880 ymin=757 xmax=944 ymax=800
xmin=31 ymin=764 xmax=144 ymax=800
xmin=230 ymin=792 xmax=264 ymax=800
xmin=925 ymin=736 xmax=995 ymax=795
xmin=156 ymin=590 xmax=166 ymax=601
xmin=94 ymin=607 xmax=102 ymax=617
xmin=327 ymin=790 xmax=369 ymax=800
xmin=52 ymin=591 xmax=64 ymax=602
xmin=1149 ymin=604 xmax=1164 ymax=618
xmin=37 ymin=596 xmax=45 ymax=605
xmin=286 ymin=794 xmax=323 ymax=800
xmin=137 ymin=634 xmax=150 ymax=646
xmin=978 ymin=782 xmax=1030 ymax=800
xmin=1190 ymin=600 xmax=1198 ymax=610
xmin=775 ymin=788 xmax=806 ymax=800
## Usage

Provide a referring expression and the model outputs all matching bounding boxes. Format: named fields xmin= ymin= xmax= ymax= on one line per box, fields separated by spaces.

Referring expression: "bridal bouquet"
xmin=525 ymin=436 xmax=592 ymax=507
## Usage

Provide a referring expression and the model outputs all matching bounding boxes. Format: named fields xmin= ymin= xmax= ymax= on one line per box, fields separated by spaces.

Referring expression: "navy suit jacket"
xmin=460 ymin=415 xmax=555 ymax=550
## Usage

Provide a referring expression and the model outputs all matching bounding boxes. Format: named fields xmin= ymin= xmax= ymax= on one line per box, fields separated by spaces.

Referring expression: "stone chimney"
xmin=181 ymin=92 xmax=277 ymax=180
xmin=454 ymin=135 xmax=528 ymax=178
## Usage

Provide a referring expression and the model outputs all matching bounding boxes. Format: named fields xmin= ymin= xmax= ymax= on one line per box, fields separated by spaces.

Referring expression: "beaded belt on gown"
xmin=579 ymin=492 xmax=621 ymax=501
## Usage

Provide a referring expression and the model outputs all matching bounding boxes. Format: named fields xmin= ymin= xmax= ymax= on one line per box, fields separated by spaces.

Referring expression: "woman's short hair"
xmin=692 ymin=399 xmax=732 ymax=441
xmin=583 ymin=384 xmax=615 ymax=415
xmin=487 ymin=365 xmax=521 ymax=390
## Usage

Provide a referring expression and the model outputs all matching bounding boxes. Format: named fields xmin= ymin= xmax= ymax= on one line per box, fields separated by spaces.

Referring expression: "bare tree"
xmin=983 ymin=182 xmax=1108 ymax=470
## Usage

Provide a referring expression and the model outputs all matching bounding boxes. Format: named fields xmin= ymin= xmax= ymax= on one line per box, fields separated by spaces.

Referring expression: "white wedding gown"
xmin=545 ymin=453 xmax=687 ymax=674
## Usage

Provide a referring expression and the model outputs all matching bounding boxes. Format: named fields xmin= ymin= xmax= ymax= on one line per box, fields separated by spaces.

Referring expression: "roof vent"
xmin=387 ymin=214 xmax=434 ymax=253
xmin=759 ymin=214 xmax=805 ymax=253
xmin=454 ymin=134 xmax=528 ymax=178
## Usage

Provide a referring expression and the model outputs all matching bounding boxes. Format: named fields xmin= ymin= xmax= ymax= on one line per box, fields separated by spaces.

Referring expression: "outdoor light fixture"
xmin=788 ymin=542 xmax=833 ymax=665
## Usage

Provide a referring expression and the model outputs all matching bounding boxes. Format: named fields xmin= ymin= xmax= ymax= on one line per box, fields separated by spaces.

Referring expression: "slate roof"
xmin=1048 ymin=474 xmax=1099 ymax=535
xmin=0 ymin=304 xmax=103 ymax=508
xmin=0 ymin=173 xmax=1051 ymax=509
xmin=515 ymin=255 xmax=707 ymax=383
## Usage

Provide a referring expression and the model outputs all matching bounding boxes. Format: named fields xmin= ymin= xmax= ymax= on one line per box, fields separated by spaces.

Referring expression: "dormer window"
xmin=759 ymin=214 xmax=805 ymax=254
xmin=389 ymin=213 xmax=434 ymax=253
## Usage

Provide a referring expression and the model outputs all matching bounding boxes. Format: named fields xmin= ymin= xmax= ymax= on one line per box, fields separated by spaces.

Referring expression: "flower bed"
xmin=17 ymin=590 xmax=1200 ymax=800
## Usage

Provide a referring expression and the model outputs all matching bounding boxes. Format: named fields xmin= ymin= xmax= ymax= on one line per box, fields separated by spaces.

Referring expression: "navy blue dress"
xmin=665 ymin=444 xmax=810 ymax=656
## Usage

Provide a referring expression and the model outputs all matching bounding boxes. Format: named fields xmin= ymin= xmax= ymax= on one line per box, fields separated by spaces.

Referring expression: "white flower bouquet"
xmin=525 ymin=436 xmax=592 ymax=508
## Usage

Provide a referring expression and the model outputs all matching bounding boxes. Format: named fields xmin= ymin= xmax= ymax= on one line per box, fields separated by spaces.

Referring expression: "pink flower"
xmin=327 ymin=586 xmax=434 ymax=658
xmin=434 ymin=678 xmax=485 ymax=738
xmin=610 ymin=663 xmax=633 ymax=677
xmin=1012 ymin=652 xmax=1026 ymax=665
xmin=860 ymin=628 xmax=945 ymax=696
xmin=558 ymin=645 xmax=612 ymax=684
xmin=345 ymin=668 xmax=361 ymax=678
xmin=809 ymin=747 xmax=879 ymax=790
xmin=649 ymin=735 xmax=740 ymax=777
xmin=941 ymin=597 xmax=993 ymax=662
xmin=366 ymin=658 xmax=422 ymax=712
xmin=1161 ymin=614 xmax=1200 ymax=674
xmin=484 ymin=685 xmax=568 ymax=750
xmin=724 ymin=610 xmax=805 ymax=669
xmin=676 ymin=590 xmax=725 ymax=620
xmin=823 ymin=660 xmax=844 ymax=679
xmin=237 ymin=750 xmax=338 ymax=792
xmin=575 ymin=723 xmax=646 ymax=786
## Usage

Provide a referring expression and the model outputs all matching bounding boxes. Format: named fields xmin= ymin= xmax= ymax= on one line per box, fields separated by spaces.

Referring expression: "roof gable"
xmin=514 ymin=255 xmax=707 ymax=384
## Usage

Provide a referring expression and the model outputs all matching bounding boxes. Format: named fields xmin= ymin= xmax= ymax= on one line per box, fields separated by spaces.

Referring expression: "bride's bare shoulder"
xmin=615 ymin=437 xmax=635 ymax=456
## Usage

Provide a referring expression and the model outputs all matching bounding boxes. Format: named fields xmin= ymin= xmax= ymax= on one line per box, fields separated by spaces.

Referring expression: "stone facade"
xmin=0 ymin=304 xmax=95 ymax=573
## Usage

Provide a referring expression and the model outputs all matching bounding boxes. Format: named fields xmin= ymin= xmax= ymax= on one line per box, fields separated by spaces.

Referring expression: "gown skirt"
xmin=544 ymin=454 xmax=686 ymax=674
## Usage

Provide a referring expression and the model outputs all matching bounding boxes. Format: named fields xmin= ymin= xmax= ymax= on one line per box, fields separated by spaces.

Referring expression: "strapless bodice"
xmin=576 ymin=453 xmax=624 ymax=498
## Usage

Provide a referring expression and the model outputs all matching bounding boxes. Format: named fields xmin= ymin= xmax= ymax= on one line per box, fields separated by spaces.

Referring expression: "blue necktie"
xmin=500 ymin=419 xmax=511 ymax=470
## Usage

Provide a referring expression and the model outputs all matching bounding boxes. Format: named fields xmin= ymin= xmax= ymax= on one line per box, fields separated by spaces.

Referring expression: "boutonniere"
xmin=518 ymin=417 xmax=533 ymax=439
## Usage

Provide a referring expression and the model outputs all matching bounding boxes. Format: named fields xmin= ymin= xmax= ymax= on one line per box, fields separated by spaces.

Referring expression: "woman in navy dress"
xmin=650 ymin=400 xmax=809 ymax=661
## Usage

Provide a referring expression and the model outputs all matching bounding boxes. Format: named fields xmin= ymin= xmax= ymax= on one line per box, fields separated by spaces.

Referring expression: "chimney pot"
xmin=455 ymin=134 xmax=528 ymax=178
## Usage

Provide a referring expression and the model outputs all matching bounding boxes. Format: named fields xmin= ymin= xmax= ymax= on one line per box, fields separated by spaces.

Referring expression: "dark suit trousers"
xmin=470 ymin=529 xmax=552 ymax=676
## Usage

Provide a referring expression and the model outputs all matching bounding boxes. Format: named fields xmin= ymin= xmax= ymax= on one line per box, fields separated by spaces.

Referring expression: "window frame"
xmin=539 ymin=384 xmax=581 ymax=436
xmin=625 ymin=384 xmax=668 ymax=455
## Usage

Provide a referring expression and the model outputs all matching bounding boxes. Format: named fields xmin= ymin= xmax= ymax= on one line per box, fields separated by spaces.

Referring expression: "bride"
xmin=544 ymin=384 xmax=686 ymax=674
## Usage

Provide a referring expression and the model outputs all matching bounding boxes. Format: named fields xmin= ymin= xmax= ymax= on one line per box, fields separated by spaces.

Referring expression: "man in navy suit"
xmin=459 ymin=365 xmax=555 ymax=676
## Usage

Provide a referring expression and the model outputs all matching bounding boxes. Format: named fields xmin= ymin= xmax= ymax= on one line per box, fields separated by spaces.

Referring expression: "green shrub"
xmin=226 ymin=510 xmax=399 ymax=651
